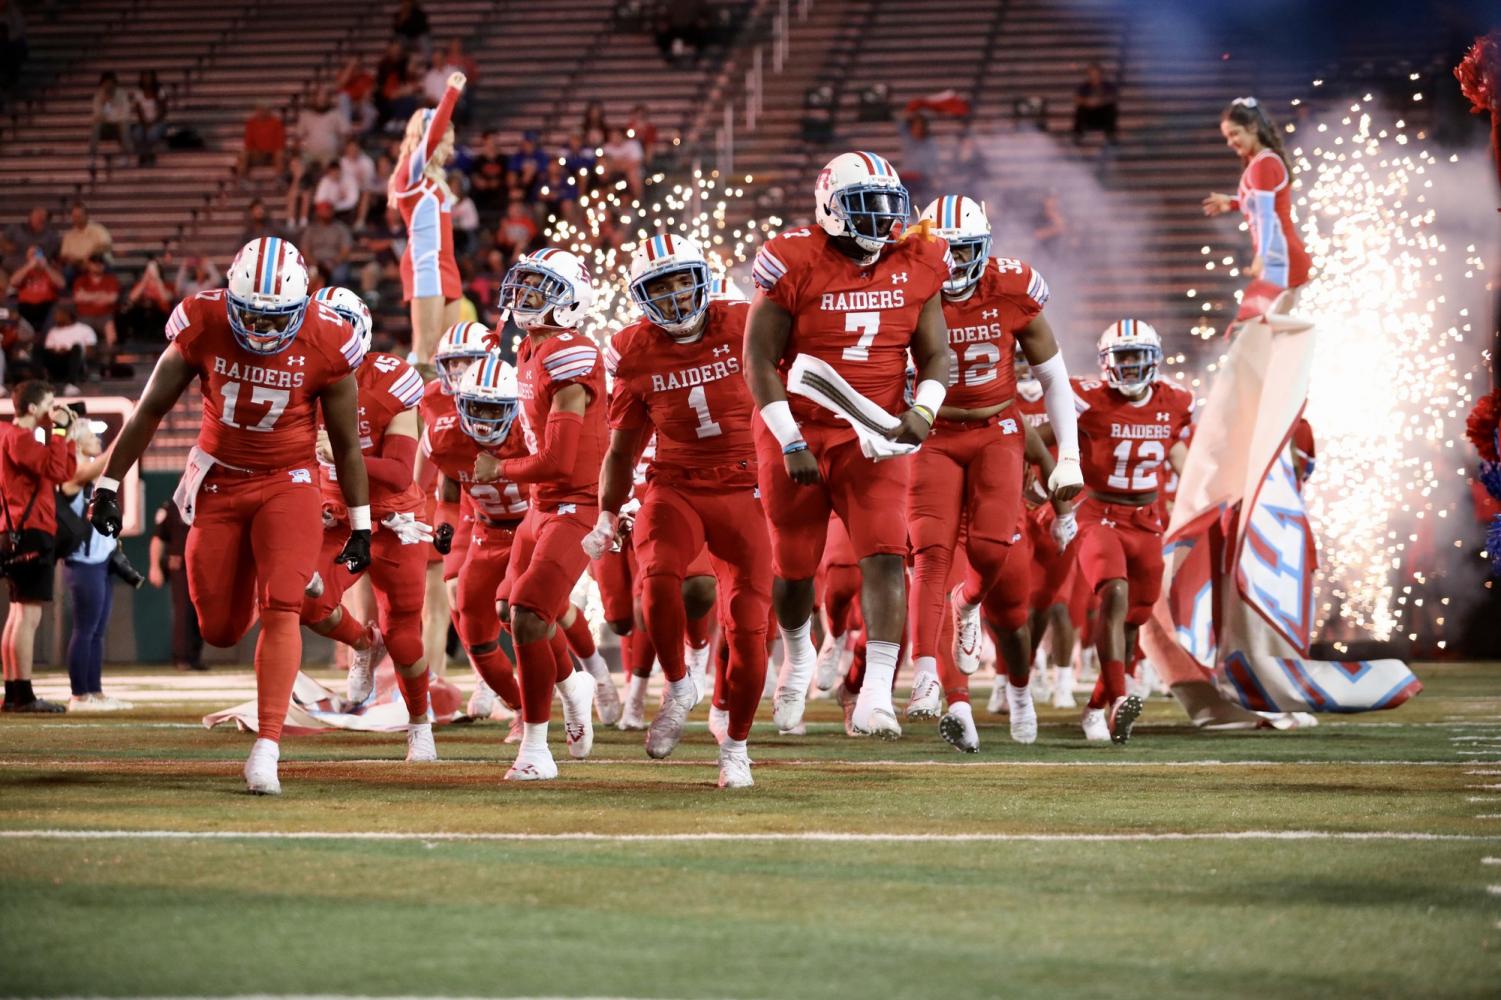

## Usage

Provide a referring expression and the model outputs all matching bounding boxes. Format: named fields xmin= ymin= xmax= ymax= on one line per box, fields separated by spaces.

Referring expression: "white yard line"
xmin=0 ymin=757 xmax=1480 ymax=770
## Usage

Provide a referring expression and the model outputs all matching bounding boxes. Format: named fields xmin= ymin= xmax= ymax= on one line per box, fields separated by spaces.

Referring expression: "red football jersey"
xmin=318 ymin=351 xmax=425 ymax=515
xmin=751 ymin=227 xmax=950 ymax=426
xmin=419 ymin=405 xmax=529 ymax=522
xmin=514 ymin=330 xmax=609 ymax=506
xmin=166 ymin=289 xmax=362 ymax=472
xmin=941 ymin=257 xmax=1049 ymax=410
xmin=1073 ymin=377 xmax=1194 ymax=495
xmin=605 ymin=299 xmax=756 ymax=487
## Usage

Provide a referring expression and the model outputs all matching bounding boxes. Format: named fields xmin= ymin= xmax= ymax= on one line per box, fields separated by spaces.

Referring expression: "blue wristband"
xmin=782 ymin=441 xmax=809 ymax=456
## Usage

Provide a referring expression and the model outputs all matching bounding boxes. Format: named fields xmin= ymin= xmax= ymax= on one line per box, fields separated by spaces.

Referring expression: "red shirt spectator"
xmin=72 ymin=260 xmax=120 ymax=321
xmin=244 ymin=107 xmax=285 ymax=155
xmin=0 ymin=415 xmax=77 ymax=536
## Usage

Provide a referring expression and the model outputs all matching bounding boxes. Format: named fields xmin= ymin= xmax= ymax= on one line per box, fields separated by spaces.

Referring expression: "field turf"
xmin=2 ymin=661 xmax=1499 ymax=999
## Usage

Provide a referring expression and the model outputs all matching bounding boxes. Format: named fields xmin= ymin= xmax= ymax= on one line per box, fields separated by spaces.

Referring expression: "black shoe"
xmin=2 ymin=697 xmax=67 ymax=713
xmin=175 ymin=662 xmax=209 ymax=672
xmin=107 ymin=549 xmax=146 ymax=589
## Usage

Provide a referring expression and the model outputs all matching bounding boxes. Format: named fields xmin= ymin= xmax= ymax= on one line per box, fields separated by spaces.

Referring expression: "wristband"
xmin=759 ymin=400 xmax=804 ymax=450
xmin=349 ymin=505 xmax=372 ymax=531
xmin=914 ymin=378 xmax=947 ymax=417
xmin=96 ymin=476 xmax=120 ymax=493
xmin=912 ymin=404 xmax=935 ymax=425
xmin=783 ymin=441 xmax=809 ymax=456
xmin=52 ymin=427 xmax=68 ymax=438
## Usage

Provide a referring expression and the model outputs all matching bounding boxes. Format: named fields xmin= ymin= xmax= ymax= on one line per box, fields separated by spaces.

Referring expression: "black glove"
xmin=336 ymin=528 xmax=372 ymax=574
xmin=433 ymin=522 xmax=454 ymax=555
xmin=87 ymin=487 xmax=123 ymax=537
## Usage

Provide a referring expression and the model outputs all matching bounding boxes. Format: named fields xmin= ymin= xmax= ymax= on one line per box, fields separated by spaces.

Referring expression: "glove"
xmin=617 ymin=496 xmax=641 ymax=536
xmin=581 ymin=510 xmax=620 ymax=561
xmin=1048 ymin=453 xmax=1084 ymax=498
xmin=381 ymin=511 xmax=435 ymax=545
xmin=87 ymin=487 xmax=122 ymax=537
xmin=336 ymin=529 xmax=372 ymax=574
xmin=433 ymin=522 xmax=454 ymax=555
xmin=1050 ymin=510 xmax=1078 ymax=551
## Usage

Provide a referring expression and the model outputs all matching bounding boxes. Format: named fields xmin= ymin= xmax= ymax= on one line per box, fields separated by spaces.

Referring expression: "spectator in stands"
xmin=118 ymin=257 xmax=174 ymax=342
xmin=655 ymin=0 xmax=710 ymax=64
xmin=300 ymin=201 xmax=354 ymax=286
xmin=0 ymin=306 xmax=39 ymax=384
xmin=339 ymin=139 xmax=378 ymax=230
xmin=70 ymin=255 xmax=120 ymax=351
xmin=88 ymin=72 xmax=136 ymax=169
xmin=1 ymin=381 xmax=80 ymax=714
xmin=540 ymin=159 xmax=582 ymax=220
xmin=172 ymin=255 xmax=222 ymax=300
xmin=580 ymin=101 xmax=609 ymax=148
xmin=561 ymin=134 xmax=596 ymax=194
xmin=393 ymin=0 xmax=431 ymax=50
xmin=7 ymin=245 xmax=64 ymax=330
xmin=58 ymin=202 xmax=112 ymax=271
xmin=313 ymin=160 xmax=362 ymax=222
xmin=0 ymin=0 xmax=26 ymax=89
xmin=149 ymin=498 xmax=203 ymax=672
xmin=602 ymin=126 xmax=645 ymax=198
xmin=468 ymin=131 xmax=510 ymax=218
xmin=296 ymin=88 xmax=348 ymax=168
xmin=1073 ymin=62 xmax=1119 ymax=146
xmin=131 ymin=70 xmax=168 ymax=167
xmin=41 ymin=302 xmax=96 ymax=390
xmin=239 ymin=197 xmax=291 ymax=246
xmin=626 ymin=104 xmax=659 ymax=161
xmin=335 ymin=56 xmax=378 ymax=135
xmin=374 ymin=40 xmax=411 ymax=128
xmin=450 ymin=172 xmax=481 ymax=256
xmin=506 ymin=131 xmax=549 ymax=198
xmin=235 ymin=102 xmax=286 ymax=185
xmin=5 ymin=207 xmax=60 ymax=271
xmin=495 ymin=197 xmax=539 ymax=259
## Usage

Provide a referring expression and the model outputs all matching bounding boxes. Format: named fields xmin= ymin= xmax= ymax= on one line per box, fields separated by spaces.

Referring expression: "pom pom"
xmin=1465 ymin=390 xmax=1501 ymax=463
xmin=1488 ymin=514 xmax=1501 ymax=578
xmin=1455 ymin=31 xmax=1500 ymax=115
xmin=1479 ymin=460 xmax=1501 ymax=502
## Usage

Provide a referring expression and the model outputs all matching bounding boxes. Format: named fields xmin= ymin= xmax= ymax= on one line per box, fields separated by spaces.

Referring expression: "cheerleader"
xmin=1201 ymin=96 xmax=1312 ymax=330
xmin=389 ymin=71 xmax=466 ymax=367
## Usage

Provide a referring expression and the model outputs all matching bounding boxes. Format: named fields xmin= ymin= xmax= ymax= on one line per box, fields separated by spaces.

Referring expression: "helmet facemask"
xmin=435 ymin=350 xmax=486 ymax=395
xmin=632 ymin=262 xmax=709 ymax=340
xmin=457 ymin=394 xmax=520 ymax=446
xmin=1101 ymin=344 xmax=1161 ymax=397
xmin=501 ymin=264 xmax=574 ymax=330
xmin=943 ymin=233 xmax=990 ymax=295
xmin=226 ymin=294 xmax=307 ymax=355
xmin=831 ymin=183 xmax=910 ymax=254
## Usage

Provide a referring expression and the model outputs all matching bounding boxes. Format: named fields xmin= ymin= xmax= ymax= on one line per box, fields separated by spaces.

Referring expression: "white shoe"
xmin=244 ymin=738 xmax=281 ymax=795
xmin=777 ymin=721 xmax=807 ymax=736
xmin=836 ymin=680 xmax=860 ymax=737
xmin=1110 ymin=694 xmax=1143 ymax=745
xmin=592 ymin=671 xmax=623 ymax=726
xmin=985 ymin=679 xmax=1007 ymax=715
xmin=772 ymin=652 xmax=815 ymax=732
xmin=1007 ymin=683 xmax=1038 ymax=744
xmin=1081 ymin=706 xmax=1111 ymax=743
xmin=685 ymin=644 xmax=711 ymax=706
xmin=1051 ymin=667 xmax=1077 ymax=709
xmin=347 ymin=625 xmax=382 ymax=704
xmin=67 ymin=695 xmax=111 ymax=712
xmin=618 ymin=677 xmax=648 ymax=730
xmin=646 ymin=676 xmax=698 ymax=759
xmin=717 ymin=741 xmax=754 ymax=789
xmin=504 ymin=746 xmax=558 ymax=781
xmin=708 ymin=705 xmax=729 ymax=745
xmin=405 ymin=721 xmax=438 ymax=761
xmin=304 ymin=571 xmax=324 ymax=599
xmin=468 ymin=680 xmax=497 ymax=720
xmin=852 ymin=683 xmax=902 ymax=740
xmin=1030 ymin=663 xmax=1052 ymax=704
xmin=815 ymin=632 xmax=847 ymax=691
xmin=905 ymin=671 xmax=942 ymax=721
xmin=939 ymin=702 xmax=980 ymax=753
xmin=504 ymin=715 xmax=523 ymax=744
xmin=952 ymin=584 xmax=982 ymax=675
xmin=557 ymin=670 xmax=595 ymax=760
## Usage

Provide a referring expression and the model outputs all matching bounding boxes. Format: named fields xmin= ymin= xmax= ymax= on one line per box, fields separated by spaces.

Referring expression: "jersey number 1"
xmin=220 ymin=381 xmax=290 ymax=432
xmin=687 ymin=385 xmax=722 ymax=439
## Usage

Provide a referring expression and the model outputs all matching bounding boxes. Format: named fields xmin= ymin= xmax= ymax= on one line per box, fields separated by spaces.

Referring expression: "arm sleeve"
xmin=1031 ymin=353 xmax=1079 ymax=457
xmin=499 ymin=410 xmax=583 ymax=484
xmin=407 ymin=83 xmax=461 ymax=187
xmin=751 ymin=239 xmax=799 ymax=311
xmin=365 ymin=433 xmax=418 ymax=493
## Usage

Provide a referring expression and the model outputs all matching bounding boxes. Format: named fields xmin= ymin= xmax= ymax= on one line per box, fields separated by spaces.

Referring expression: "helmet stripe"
xmin=855 ymin=151 xmax=879 ymax=176
xmin=257 ymin=237 xmax=275 ymax=295
xmin=271 ymin=238 xmax=285 ymax=295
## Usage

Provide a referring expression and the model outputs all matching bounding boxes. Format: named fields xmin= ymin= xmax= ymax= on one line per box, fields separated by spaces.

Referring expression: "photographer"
xmin=1 ymin=380 xmax=78 ymax=713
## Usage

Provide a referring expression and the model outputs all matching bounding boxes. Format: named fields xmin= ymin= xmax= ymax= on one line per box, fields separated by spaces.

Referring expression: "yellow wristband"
xmin=51 ymin=427 xmax=68 ymax=438
xmin=912 ymin=404 xmax=935 ymax=425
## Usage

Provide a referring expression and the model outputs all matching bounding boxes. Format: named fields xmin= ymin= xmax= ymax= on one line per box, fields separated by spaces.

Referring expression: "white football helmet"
xmin=434 ymin=321 xmax=493 ymax=395
xmin=455 ymin=352 xmax=521 ymax=446
xmin=499 ymin=247 xmax=594 ymax=331
xmin=814 ymin=151 xmax=910 ymax=257
xmin=708 ymin=274 xmax=746 ymax=302
xmin=920 ymin=195 xmax=991 ymax=295
xmin=628 ymin=233 xmax=710 ymax=339
xmin=1098 ymin=319 xmax=1163 ymax=397
xmin=312 ymin=286 xmax=373 ymax=357
xmin=225 ymin=236 xmax=310 ymax=354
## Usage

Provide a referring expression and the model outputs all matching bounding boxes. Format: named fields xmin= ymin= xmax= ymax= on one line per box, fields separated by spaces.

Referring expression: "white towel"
xmin=171 ymin=445 xmax=217 ymax=525
xmin=786 ymin=354 xmax=919 ymax=462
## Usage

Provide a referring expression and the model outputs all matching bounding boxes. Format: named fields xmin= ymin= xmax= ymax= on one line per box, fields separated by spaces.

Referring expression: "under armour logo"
xmin=713 ymin=344 xmax=730 ymax=357
xmin=290 ymin=468 xmax=313 ymax=484
xmin=1157 ymin=412 xmax=1170 ymax=421
xmin=204 ymin=484 xmax=219 ymax=494
xmin=982 ymin=308 xmax=999 ymax=320
xmin=557 ymin=503 xmax=577 ymax=515
xmin=890 ymin=272 xmax=909 ymax=284
xmin=286 ymin=355 xmax=306 ymax=367
xmin=1101 ymin=517 xmax=1116 ymax=528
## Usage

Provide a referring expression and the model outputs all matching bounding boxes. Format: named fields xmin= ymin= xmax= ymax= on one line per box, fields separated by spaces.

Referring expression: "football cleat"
xmin=771 ymin=630 xmax=817 ymax=731
xmin=952 ymin=585 xmax=982 ymax=675
xmin=557 ymin=670 xmax=595 ymax=760
xmin=592 ymin=670 xmax=623 ymax=726
xmin=717 ymin=742 xmax=754 ymax=789
xmin=905 ymin=671 xmax=942 ymax=721
xmin=243 ymin=738 xmax=281 ymax=795
xmin=684 ymin=643 xmax=711 ymax=707
xmin=504 ymin=715 xmax=524 ymax=744
xmin=303 ymin=572 xmax=324 ymax=599
xmin=618 ymin=677 xmax=648 ymax=731
xmin=1051 ymin=667 xmax=1078 ymax=709
xmin=939 ymin=702 xmax=980 ymax=753
xmin=1006 ymin=683 xmax=1038 ymax=745
xmin=708 ymin=705 xmax=729 ymax=745
xmin=986 ymin=679 xmax=1007 ymax=715
xmin=405 ymin=722 xmax=438 ymax=762
xmin=645 ymin=677 xmax=698 ymax=759
xmin=852 ymin=684 xmax=902 ymax=741
xmin=1081 ymin=707 xmax=1111 ymax=743
xmin=836 ymin=680 xmax=861 ymax=737
xmin=1110 ymin=694 xmax=1143 ymax=745
xmin=346 ymin=624 xmax=382 ymax=704
xmin=504 ymin=746 xmax=559 ymax=782
xmin=467 ymin=679 xmax=496 ymax=720
xmin=814 ymin=632 xmax=847 ymax=691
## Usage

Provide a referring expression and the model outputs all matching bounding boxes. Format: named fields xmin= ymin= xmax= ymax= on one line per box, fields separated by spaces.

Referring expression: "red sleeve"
xmin=366 ymin=432 xmax=417 ymax=492
xmin=423 ymin=84 xmax=462 ymax=161
xmin=751 ymin=233 xmax=803 ymax=312
xmin=499 ymin=410 xmax=583 ymax=484
xmin=7 ymin=429 xmax=78 ymax=483
xmin=1246 ymin=154 xmax=1286 ymax=192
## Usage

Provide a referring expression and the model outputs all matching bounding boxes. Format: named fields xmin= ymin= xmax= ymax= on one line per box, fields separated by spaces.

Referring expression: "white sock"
xmin=1007 ymin=681 xmax=1031 ymax=701
xmin=780 ymin=618 xmax=816 ymax=672
xmin=948 ymin=700 xmax=973 ymax=721
xmin=722 ymin=737 xmax=747 ymax=756
xmin=251 ymin=737 xmax=279 ymax=760
xmin=408 ymin=720 xmax=432 ymax=733
xmin=913 ymin=655 xmax=938 ymax=679
xmin=956 ymin=587 xmax=979 ymax=612
xmin=864 ymin=640 xmax=901 ymax=691
xmin=521 ymin=721 xmax=549 ymax=752
xmin=668 ymin=676 xmax=695 ymax=702
xmin=582 ymin=652 xmax=610 ymax=681
xmin=626 ymin=674 xmax=649 ymax=702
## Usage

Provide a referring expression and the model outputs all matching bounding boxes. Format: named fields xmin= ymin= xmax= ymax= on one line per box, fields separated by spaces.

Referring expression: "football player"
xmin=587 ymin=234 xmax=770 ymax=787
xmin=88 ymin=238 xmax=371 ymax=794
xmin=745 ymin=151 xmax=950 ymax=739
xmin=1060 ymin=321 xmax=1193 ymax=744
xmin=477 ymin=249 xmax=605 ymax=781
xmin=906 ymin=195 xmax=1082 ymax=733
xmin=295 ymin=287 xmax=436 ymax=761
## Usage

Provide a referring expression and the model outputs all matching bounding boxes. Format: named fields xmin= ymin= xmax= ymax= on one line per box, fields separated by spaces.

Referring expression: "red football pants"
xmin=302 ymin=515 xmax=430 ymax=667
xmin=1075 ymin=497 xmax=1165 ymax=625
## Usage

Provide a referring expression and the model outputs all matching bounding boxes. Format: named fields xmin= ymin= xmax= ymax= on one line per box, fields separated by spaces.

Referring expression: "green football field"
xmin=2 ymin=661 xmax=1500 ymax=999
